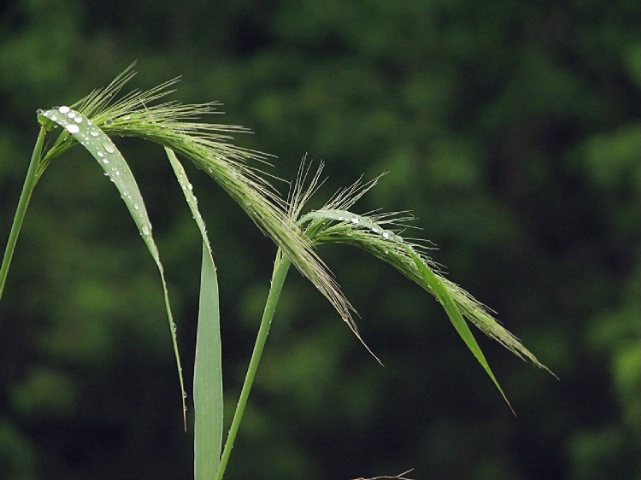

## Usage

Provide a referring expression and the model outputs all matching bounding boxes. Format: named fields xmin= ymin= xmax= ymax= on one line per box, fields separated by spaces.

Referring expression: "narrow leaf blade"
xmin=165 ymin=148 xmax=223 ymax=478
xmin=193 ymin=244 xmax=223 ymax=479
xmin=405 ymin=246 xmax=515 ymax=414
xmin=37 ymin=107 xmax=188 ymax=423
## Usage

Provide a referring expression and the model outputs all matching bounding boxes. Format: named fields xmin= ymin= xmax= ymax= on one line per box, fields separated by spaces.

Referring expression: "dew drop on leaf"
xmin=65 ymin=124 xmax=80 ymax=134
xmin=58 ymin=106 xmax=70 ymax=114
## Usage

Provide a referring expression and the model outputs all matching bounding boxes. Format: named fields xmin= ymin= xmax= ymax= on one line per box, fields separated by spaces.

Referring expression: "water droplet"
xmin=123 ymin=115 xmax=131 ymax=120
xmin=65 ymin=124 xmax=80 ymax=134
xmin=58 ymin=106 xmax=70 ymax=114
xmin=89 ymin=129 xmax=100 ymax=137
xmin=102 ymin=158 xmax=109 ymax=164
xmin=50 ymin=115 xmax=58 ymax=122
xmin=74 ymin=116 xmax=83 ymax=124
xmin=36 ymin=109 xmax=44 ymax=115
xmin=351 ymin=218 xmax=359 ymax=224
xmin=142 ymin=225 xmax=150 ymax=236
xmin=104 ymin=143 xmax=115 ymax=154
xmin=66 ymin=110 xmax=76 ymax=119
xmin=382 ymin=231 xmax=390 ymax=239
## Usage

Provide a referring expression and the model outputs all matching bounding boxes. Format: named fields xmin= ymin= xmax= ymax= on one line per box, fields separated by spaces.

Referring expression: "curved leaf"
xmin=404 ymin=245 xmax=514 ymax=414
xmin=37 ymin=107 xmax=188 ymax=425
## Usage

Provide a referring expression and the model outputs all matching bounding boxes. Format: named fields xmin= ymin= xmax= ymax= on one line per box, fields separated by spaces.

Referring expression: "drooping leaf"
xmin=404 ymin=245 xmax=514 ymax=413
xmin=37 ymin=107 xmax=188 ymax=425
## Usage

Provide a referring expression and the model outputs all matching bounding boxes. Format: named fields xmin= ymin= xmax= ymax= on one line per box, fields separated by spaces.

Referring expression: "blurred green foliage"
xmin=1 ymin=0 xmax=639 ymax=479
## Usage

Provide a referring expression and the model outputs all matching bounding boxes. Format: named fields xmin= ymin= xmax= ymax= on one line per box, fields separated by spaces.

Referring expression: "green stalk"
xmin=215 ymin=251 xmax=292 ymax=480
xmin=0 ymin=125 xmax=48 ymax=304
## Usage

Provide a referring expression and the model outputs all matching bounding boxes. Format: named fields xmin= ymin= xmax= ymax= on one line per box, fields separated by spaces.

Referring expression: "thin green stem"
xmin=0 ymin=125 xmax=48 ymax=304
xmin=215 ymin=251 xmax=292 ymax=480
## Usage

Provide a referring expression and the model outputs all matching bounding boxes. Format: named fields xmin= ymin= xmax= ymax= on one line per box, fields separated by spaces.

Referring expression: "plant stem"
xmin=215 ymin=250 xmax=291 ymax=480
xmin=0 ymin=125 xmax=47 ymax=304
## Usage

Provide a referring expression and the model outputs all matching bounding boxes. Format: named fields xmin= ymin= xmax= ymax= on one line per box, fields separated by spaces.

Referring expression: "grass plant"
xmin=0 ymin=66 xmax=553 ymax=479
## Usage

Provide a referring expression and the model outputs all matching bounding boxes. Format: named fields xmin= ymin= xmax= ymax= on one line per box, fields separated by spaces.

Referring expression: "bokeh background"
xmin=0 ymin=1 xmax=639 ymax=479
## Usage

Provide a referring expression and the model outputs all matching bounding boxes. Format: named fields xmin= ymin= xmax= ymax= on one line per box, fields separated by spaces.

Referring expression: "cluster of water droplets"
xmin=181 ymin=179 xmax=202 ymax=222
xmin=332 ymin=211 xmax=402 ymax=243
xmin=39 ymin=106 xmax=153 ymax=240
xmin=168 ymin=153 xmax=207 ymax=228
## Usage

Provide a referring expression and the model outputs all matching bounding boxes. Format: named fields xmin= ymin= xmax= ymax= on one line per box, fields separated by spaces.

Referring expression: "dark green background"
xmin=1 ymin=1 xmax=639 ymax=479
